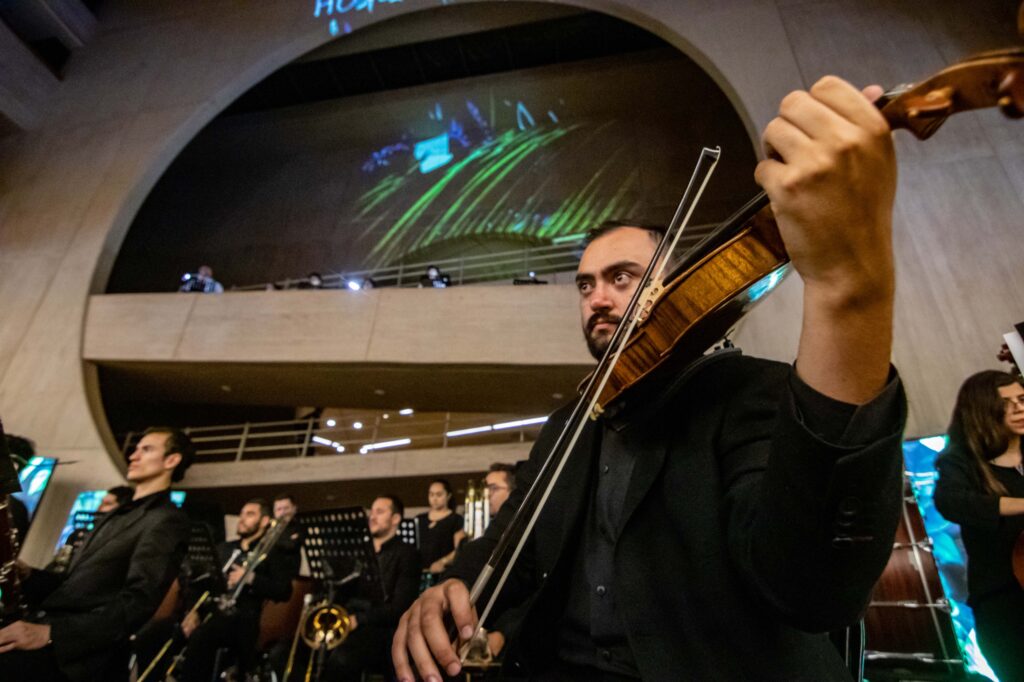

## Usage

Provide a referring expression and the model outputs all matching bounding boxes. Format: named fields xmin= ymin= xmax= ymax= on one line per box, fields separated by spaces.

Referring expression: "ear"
xmin=163 ymin=451 xmax=182 ymax=475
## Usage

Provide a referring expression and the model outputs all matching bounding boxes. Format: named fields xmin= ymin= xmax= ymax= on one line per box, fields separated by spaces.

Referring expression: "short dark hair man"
xmin=0 ymin=426 xmax=194 ymax=682
xmin=485 ymin=463 xmax=517 ymax=517
xmin=178 ymin=497 xmax=297 ymax=681
xmin=394 ymin=76 xmax=907 ymax=680
xmin=323 ymin=495 xmax=420 ymax=680
xmin=99 ymin=485 xmax=135 ymax=513
xmin=272 ymin=492 xmax=297 ymax=522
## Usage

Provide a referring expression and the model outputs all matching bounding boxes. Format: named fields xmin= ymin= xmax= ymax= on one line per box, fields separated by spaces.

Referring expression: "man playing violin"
xmin=393 ymin=75 xmax=906 ymax=680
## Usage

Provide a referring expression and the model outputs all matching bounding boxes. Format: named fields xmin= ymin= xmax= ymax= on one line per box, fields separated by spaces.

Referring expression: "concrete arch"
xmin=84 ymin=0 xmax=774 ymax=456
xmin=6 ymin=0 xmax=1020 ymax=564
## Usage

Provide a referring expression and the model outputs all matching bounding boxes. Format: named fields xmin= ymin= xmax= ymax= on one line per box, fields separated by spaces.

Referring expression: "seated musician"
xmin=273 ymin=491 xmax=305 ymax=554
xmin=178 ymin=498 xmax=298 ymax=681
xmin=0 ymin=427 xmax=194 ymax=682
xmin=323 ymin=494 xmax=420 ymax=681
xmin=393 ymin=76 xmax=907 ymax=681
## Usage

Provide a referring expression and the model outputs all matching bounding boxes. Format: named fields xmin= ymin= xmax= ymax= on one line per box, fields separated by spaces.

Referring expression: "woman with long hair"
xmin=415 ymin=478 xmax=465 ymax=575
xmin=934 ymin=370 xmax=1024 ymax=680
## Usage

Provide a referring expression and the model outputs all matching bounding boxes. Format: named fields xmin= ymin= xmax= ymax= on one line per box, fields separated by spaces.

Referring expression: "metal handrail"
xmin=120 ymin=411 xmax=544 ymax=463
xmin=230 ymin=225 xmax=715 ymax=291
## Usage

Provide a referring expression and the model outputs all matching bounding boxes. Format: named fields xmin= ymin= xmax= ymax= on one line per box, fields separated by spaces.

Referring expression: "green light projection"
xmin=356 ymin=117 xmax=644 ymax=268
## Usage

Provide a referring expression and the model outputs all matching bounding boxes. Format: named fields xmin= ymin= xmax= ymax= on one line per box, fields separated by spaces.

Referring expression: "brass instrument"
xmin=283 ymin=595 xmax=353 ymax=682
xmin=283 ymin=561 xmax=362 ymax=682
xmin=143 ymin=520 xmax=287 ymax=681
xmin=0 ymin=494 xmax=26 ymax=626
xmin=462 ymin=478 xmax=490 ymax=540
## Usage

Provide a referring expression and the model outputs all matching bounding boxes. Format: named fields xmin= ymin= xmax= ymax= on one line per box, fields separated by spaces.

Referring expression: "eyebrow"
xmin=575 ymin=260 xmax=646 ymax=285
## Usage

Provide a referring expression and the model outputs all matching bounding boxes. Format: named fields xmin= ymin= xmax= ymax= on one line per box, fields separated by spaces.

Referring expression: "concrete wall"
xmin=1 ymin=0 xmax=1022 ymax=564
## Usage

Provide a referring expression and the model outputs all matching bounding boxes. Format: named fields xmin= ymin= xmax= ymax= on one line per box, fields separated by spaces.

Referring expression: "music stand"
xmin=296 ymin=507 xmax=383 ymax=603
xmin=398 ymin=518 xmax=418 ymax=548
xmin=182 ymin=521 xmax=221 ymax=587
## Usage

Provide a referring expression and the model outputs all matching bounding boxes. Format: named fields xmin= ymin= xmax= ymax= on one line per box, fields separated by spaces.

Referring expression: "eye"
xmin=614 ymin=271 xmax=632 ymax=286
xmin=577 ymin=281 xmax=592 ymax=294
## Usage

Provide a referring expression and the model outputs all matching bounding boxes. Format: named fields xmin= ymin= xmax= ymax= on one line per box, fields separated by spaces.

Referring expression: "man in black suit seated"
xmin=0 ymin=426 xmax=194 ymax=682
xmin=178 ymin=498 xmax=298 ymax=681
xmin=323 ymin=494 xmax=420 ymax=681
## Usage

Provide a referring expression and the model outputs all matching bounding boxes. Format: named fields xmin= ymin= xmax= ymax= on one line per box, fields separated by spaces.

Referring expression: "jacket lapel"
xmin=618 ymin=431 xmax=669 ymax=536
xmin=71 ymin=499 xmax=149 ymax=571
xmin=614 ymin=348 xmax=739 ymax=536
xmin=551 ymin=418 xmax=598 ymax=550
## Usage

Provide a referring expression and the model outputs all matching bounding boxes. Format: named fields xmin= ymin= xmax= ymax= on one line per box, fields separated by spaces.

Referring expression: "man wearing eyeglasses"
xmin=484 ymin=463 xmax=517 ymax=517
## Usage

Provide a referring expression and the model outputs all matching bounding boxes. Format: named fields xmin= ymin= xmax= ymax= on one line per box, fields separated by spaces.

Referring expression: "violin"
xmin=456 ymin=31 xmax=1024 ymax=671
xmin=597 ymin=46 xmax=1024 ymax=409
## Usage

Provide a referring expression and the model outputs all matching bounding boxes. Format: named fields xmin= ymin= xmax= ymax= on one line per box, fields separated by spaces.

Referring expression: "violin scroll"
xmin=878 ymin=47 xmax=1024 ymax=138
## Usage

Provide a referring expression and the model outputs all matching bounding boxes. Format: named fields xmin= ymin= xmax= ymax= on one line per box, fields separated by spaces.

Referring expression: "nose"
xmin=589 ymin=281 xmax=614 ymax=313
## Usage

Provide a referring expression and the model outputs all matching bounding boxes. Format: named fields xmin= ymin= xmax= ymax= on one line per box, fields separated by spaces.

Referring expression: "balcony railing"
xmin=120 ymin=410 xmax=547 ymax=463
xmin=230 ymin=225 xmax=714 ymax=291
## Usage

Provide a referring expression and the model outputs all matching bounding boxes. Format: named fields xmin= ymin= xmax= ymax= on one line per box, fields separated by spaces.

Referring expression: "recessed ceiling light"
xmin=353 ymin=421 xmax=363 ymax=429
xmin=399 ymin=408 xmax=414 ymax=416
xmin=220 ymin=385 xmax=232 ymax=392
xmin=382 ymin=414 xmax=390 ymax=420
xmin=373 ymin=389 xmax=386 ymax=396
xmin=326 ymin=419 xmax=337 ymax=427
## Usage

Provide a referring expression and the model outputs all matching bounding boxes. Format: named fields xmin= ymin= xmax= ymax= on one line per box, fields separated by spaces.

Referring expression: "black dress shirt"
xmin=349 ymin=534 xmax=421 ymax=628
xmin=416 ymin=511 xmax=464 ymax=569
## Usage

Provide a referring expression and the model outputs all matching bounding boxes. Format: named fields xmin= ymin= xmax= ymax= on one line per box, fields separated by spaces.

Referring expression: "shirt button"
xmin=596 ymin=585 xmax=607 ymax=596
xmin=601 ymin=649 xmax=612 ymax=661
xmin=602 ymin=464 xmax=610 ymax=474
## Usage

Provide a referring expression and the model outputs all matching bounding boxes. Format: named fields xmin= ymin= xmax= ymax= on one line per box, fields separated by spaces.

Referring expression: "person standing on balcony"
xmin=179 ymin=265 xmax=224 ymax=293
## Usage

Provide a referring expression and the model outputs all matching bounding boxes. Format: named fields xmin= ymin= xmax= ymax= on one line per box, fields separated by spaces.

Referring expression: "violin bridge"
xmin=636 ymin=279 xmax=663 ymax=324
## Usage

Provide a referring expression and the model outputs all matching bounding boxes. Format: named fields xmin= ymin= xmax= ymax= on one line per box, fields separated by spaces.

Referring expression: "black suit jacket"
xmin=24 ymin=490 xmax=189 ymax=682
xmin=449 ymin=352 xmax=906 ymax=680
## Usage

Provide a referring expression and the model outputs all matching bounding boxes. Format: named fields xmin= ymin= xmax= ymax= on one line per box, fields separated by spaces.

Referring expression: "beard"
xmin=584 ymin=313 xmax=621 ymax=360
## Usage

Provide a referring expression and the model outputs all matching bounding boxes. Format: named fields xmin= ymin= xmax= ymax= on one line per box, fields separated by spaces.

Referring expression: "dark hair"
xmin=244 ymin=497 xmax=272 ymax=518
xmin=273 ymin=492 xmax=296 ymax=504
xmin=107 ymin=485 xmax=134 ymax=507
xmin=429 ymin=478 xmax=455 ymax=510
xmin=142 ymin=427 xmax=195 ymax=483
xmin=5 ymin=433 xmax=36 ymax=460
xmin=488 ymin=462 xmax=517 ymax=491
xmin=585 ymin=219 xmax=666 ymax=247
xmin=947 ymin=370 xmax=1021 ymax=496
xmin=377 ymin=494 xmax=404 ymax=518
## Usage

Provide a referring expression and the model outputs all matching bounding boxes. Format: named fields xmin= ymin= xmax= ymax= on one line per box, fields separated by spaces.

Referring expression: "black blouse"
xmin=934 ymin=446 xmax=1024 ymax=605
xmin=416 ymin=511 xmax=464 ymax=569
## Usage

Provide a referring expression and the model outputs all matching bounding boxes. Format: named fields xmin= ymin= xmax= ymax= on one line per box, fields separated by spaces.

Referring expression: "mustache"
xmin=586 ymin=313 xmax=622 ymax=334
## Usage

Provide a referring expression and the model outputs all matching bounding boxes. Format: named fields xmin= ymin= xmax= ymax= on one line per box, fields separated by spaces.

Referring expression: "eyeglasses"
xmin=1003 ymin=395 xmax=1024 ymax=410
xmin=485 ymin=484 xmax=509 ymax=493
